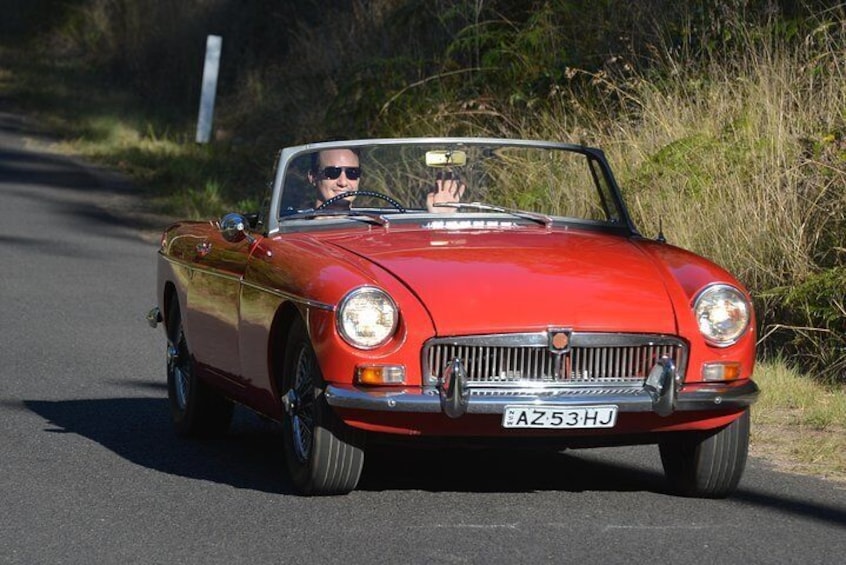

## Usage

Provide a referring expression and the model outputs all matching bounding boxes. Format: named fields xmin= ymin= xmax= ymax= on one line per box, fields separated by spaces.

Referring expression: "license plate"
xmin=502 ymin=405 xmax=618 ymax=429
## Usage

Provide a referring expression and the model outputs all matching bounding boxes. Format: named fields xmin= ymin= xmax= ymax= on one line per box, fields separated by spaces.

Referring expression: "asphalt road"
xmin=0 ymin=111 xmax=844 ymax=565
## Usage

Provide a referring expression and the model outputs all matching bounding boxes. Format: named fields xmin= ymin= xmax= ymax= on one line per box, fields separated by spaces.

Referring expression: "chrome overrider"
xmin=644 ymin=357 xmax=676 ymax=417
xmin=440 ymin=357 xmax=470 ymax=418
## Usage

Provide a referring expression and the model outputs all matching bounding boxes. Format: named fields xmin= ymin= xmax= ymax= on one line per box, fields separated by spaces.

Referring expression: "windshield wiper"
xmin=433 ymin=202 xmax=553 ymax=228
xmin=280 ymin=209 xmax=390 ymax=227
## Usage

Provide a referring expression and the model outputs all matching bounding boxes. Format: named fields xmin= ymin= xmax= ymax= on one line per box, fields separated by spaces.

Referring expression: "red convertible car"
xmin=147 ymin=138 xmax=758 ymax=496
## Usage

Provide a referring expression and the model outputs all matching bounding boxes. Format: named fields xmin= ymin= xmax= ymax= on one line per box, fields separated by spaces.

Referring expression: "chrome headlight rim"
xmin=336 ymin=286 xmax=399 ymax=350
xmin=693 ymin=283 xmax=751 ymax=348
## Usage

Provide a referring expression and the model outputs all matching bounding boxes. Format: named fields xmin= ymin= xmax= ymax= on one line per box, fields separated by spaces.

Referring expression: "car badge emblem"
xmin=548 ymin=328 xmax=572 ymax=353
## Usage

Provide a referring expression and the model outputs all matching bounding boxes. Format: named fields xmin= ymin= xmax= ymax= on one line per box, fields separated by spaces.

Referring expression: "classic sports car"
xmin=147 ymin=138 xmax=758 ymax=497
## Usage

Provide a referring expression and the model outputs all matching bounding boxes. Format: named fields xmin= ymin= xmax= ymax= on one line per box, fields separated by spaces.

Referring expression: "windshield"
xmin=272 ymin=139 xmax=629 ymax=230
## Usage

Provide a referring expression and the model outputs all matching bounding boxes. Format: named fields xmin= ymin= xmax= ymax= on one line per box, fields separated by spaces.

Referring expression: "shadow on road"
xmin=23 ymin=397 xmax=292 ymax=495
xmin=0 ymin=112 xmax=174 ymax=239
xmin=18 ymin=395 xmax=846 ymax=528
xmin=23 ymin=395 xmax=669 ymax=497
xmin=359 ymin=445 xmax=666 ymax=494
xmin=731 ymin=488 xmax=846 ymax=528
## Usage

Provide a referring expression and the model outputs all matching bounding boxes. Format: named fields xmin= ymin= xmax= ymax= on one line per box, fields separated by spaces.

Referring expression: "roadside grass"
xmin=522 ymin=19 xmax=846 ymax=387
xmin=752 ymin=360 xmax=846 ymax=483
xmin=0 ymin=47 xmax=263 ymax=219
xmin=525 ymin=26 xmax=846 ymax=298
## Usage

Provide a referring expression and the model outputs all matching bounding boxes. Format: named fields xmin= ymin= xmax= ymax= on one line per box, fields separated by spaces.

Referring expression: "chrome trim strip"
xmin=160 ymin=255 xmax=242 ymax=282
xmin=324 ymin=380 xmax=759 ymax=414
xmin=161 ymin=255 xmax=335 ymax=312
xmin=428 ymin=332 xmax=548 ymax=348
xmin=427 ymin=332 xmax=684 ymax=348
xmin=241 ymin=280 xmax=335 ymax=312
xmin=175 ymin=262 xmax=243 ymax=283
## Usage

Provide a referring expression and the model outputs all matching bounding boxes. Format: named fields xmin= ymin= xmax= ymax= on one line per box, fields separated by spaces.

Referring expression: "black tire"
xmin=281 ymin=318 xmax=365 ymax=495
xmin=166 ymin=303 xmax=234 ymax=437
xmin=659 ymin=409 xmax=750 ymax=498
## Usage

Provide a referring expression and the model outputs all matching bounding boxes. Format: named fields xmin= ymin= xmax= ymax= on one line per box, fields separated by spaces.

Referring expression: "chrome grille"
xmin=423 ymin=332 xmax=687 ymax=389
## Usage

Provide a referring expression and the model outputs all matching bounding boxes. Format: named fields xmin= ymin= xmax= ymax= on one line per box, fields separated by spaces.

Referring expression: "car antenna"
xmin=657 ymin=220 xmax=666 ymax=243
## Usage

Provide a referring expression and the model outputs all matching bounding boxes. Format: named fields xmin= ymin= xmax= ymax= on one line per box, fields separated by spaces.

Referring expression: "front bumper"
xmin=325 ymin=379 xmax=759 ymax=416
xmin=327 ymin=354 xmax=758 ymax=417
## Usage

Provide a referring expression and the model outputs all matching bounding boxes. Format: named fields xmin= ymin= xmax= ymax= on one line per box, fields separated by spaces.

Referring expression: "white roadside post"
xmin=196 ymin=35 xmax=222 ymax=144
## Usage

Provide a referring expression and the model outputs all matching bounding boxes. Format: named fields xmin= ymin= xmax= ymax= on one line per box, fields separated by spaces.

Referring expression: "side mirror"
xmin=219 ymin=213 xmax=252 ymax=243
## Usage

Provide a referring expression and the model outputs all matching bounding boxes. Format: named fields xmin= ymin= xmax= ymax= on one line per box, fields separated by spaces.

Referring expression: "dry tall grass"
xmin=516 ymin=16 xmax=846 ymax=381
xmin=585 ymin=24 xmax=846 ymax=292
xmin=369 ymin=9 xmax=846 ymax=380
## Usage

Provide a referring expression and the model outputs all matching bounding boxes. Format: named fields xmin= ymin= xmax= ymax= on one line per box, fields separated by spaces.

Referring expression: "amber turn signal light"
xmin=355 ymin=365 xmax=406 ymax=385
xmin=702 ymin=362 xmax=742 ymax=382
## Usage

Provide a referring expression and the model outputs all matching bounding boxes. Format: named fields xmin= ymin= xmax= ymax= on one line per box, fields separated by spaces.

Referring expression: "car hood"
xmin=322 ymin=227 xmax=678 ymax=336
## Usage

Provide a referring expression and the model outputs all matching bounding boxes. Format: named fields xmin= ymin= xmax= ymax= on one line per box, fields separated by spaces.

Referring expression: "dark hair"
xmin=310 ymin=145 xmax=361 ymax=173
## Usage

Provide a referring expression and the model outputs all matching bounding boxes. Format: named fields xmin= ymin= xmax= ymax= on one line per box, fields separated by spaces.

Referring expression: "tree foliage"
xmin=7 ymin=0 xmax=846 ymax=381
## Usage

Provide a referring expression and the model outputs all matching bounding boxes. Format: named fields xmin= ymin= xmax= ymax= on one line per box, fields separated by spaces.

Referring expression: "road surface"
xmin=0 ymin=111 xmax=843 ymax=564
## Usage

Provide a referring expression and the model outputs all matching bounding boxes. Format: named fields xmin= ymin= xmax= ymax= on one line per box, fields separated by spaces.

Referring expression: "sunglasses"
xmin=319 ymin=166 xmax=361 ymax=181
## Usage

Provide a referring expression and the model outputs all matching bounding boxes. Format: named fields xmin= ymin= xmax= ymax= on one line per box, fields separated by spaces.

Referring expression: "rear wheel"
xmin=659 ymin=409 xmax=750 ymax=498
xmin=166 ymin=303 xmax=234 ymax=437
xmin=281 ymin=318 xmax=364 ymax=495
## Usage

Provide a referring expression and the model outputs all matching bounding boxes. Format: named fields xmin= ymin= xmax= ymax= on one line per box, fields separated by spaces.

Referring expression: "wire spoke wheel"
xmin=165 ymin=302 xmax=234 ymax=437
xmin=169 ymin=327 xmax=191 ymax=411
xmin=281 ymin=317 xmax=365 ymax=495
xmin=290 ymin=347 xmax=317 ymax=462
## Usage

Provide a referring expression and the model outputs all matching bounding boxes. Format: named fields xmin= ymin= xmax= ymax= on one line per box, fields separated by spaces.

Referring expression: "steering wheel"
xmin=316 ymin=190 xmax=406 ymax=213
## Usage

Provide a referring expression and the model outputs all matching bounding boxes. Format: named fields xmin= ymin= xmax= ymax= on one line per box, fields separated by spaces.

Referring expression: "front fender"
xmin=631 ymin=238 xmax=757 ymax=383
xmin=247 ymin=232 xmax=437 ymax=387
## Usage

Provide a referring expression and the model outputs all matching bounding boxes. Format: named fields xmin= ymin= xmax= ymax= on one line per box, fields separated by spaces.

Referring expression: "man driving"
xmin=307 ymin=147 xmax=463 ymax=212
xmin=308 ymin=148 xmax=361 ymax=209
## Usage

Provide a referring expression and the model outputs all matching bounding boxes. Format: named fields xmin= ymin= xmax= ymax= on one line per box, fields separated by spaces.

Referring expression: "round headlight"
xmin=337 ymin=287 xmax=398 ymax=349
xmin=693 ymin=284 xmax=751 ymax=346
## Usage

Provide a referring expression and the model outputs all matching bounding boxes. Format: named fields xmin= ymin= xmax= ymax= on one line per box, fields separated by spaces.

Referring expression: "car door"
xmin=183 ymin=224 xmax=251 ymax=386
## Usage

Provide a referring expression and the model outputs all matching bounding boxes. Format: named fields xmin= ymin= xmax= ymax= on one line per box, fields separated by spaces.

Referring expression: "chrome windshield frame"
xmin=264 ymin=137 xmax=639 ymax=236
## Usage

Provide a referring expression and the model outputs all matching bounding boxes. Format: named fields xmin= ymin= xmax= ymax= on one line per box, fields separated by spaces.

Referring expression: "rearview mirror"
xmin=425 ymin=150 xmax=467 ymax=167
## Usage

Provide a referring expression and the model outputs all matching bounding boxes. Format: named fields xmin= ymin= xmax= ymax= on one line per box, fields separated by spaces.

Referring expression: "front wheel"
xmin=281 ymin=318 xmax=365 ymax=495
xmin=166 ymin=304 xmax=234 ymax=437
xmin=659 ymin=409 xmax=750 ymax=498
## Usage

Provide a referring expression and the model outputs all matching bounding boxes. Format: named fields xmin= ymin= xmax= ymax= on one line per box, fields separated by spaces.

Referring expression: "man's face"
xmin=311 ymin=149 xmax=361 ymax=206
